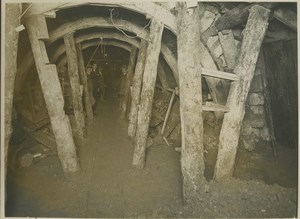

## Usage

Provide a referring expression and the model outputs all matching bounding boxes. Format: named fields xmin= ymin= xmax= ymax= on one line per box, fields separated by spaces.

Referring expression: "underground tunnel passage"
xmin=2 ymin=1 xmax=298 ymax=218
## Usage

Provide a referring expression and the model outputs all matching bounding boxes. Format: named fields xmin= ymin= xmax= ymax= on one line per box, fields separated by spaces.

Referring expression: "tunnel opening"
xmin=3 ymin=2 xmax=298 ymax=218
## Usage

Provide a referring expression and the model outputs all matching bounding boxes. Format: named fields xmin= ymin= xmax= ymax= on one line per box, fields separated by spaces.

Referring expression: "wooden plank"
xmin=132 ymin=19 xmax=164 ymax=169
xmin=128 ymin=39 xmax=148 ymax=138
xmin=76 ymin=43 xmax=94 ymax=122
xmin=161 ymin=89 xmax=176 ymax=135
xmin=161 ymin=44 xmax=179 ymax=84
xmin=64 ymin=33 xmax=86 ymax=139
xmin=177 ymin=4 xmax=206 ymax=204
xmin=214 ymin=5 xmax=270 ymax=180
xmin=202 ymin=68 xmax=238 ymax=81
xmin=25 ymin=15 xmax=80 ymax=175
xmin=157 ymin=61 xmax=170 ymax=89
xmin=274 ymin=8 xmax=297 ymax=32
xmin=203 ymin=102 xmax=230 ymax=112
xmin=120 ymin=46 xmax=138 ymax=119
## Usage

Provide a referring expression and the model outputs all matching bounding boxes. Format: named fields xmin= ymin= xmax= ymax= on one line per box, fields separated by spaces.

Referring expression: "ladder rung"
xmin=202 ymin=68 xmax=238 ymax=81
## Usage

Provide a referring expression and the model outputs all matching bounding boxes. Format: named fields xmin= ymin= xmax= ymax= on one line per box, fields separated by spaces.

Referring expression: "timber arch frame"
xmin=15 ymin=15 xmax=178 ymax=96
xmin=17 ymin=6 xmax=223 ymax=104
xmin=57 ymin=39 xmax=133 ymax=67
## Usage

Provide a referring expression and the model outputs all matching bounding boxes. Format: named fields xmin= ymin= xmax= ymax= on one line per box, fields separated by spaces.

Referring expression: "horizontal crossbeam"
xmin=202 ymin=68 xmax=238 ymax=81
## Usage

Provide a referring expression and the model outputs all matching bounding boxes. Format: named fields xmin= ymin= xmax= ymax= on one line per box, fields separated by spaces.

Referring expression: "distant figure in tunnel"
xmin=119 ymin=64 xmax=128 ymax=108
xmin=91 ymin=62 xmax=99 ymax=100
xmin=119 ymin=64 xmax=128 ymax=96
xmin=98 ymin=66 xmax=106 ymax=101
xmin=86 ymin=66 xmax=96 ymax=111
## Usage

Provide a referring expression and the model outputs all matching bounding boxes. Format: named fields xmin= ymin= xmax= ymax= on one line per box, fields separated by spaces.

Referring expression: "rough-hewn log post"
xmin=214 ymin=5 xmax=270 ymax=179
xmin=76 ymin=43 xmax=93 ymax=122
xmin=177 ymin=4 xmax=206 ymax=204
xmin=4 ymin=4 xmax=22 ymax=201
xmin=120 ymin=46 xmax=138 ymax=119
xmin=25 ymin=15 xmax=80 ymax=175
xmin=64 ymin=33 xmax=86 ymax=139
xmin=132 ymin=19 xmax=164 ymax=168
xmin=128 ymin=39 xmax=148 ymax=138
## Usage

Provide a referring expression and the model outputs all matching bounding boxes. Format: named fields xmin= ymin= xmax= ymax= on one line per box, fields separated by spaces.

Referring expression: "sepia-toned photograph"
xmin=1 ymin=1 xmax=298 ymax=218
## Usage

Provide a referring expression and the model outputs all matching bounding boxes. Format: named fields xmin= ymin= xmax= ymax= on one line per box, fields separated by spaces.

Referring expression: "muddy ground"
xmin=6 ymin=88 xmax=298 ymax=218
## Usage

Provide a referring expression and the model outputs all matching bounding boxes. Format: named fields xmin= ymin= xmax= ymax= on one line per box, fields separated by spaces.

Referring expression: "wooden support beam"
xmin=214 ymin=3 xmax=276 ymax=31
xmin=64 ymin=33 xmax=86 ymax=139
xmin=177 ymin=4 xmax=206 ymax=204
xmin=4 ymin=4 xmax=22 ymax=197
xmin=25 ymin=15 xmax=80 ymax=175
xmin=128 ymin=39 xmax=148 ymax=138
xmin=202 ymin=68 xmax=238 ymax=81
xmin=132 ymin=19 xmax=164 ymax=169
xmin=157 ymin=61 xmax=170 ymax=89
xmin=274 ymin=8 xmax=297 ymax=32
xmin=76 ymin=43 xmax=94 ymax=123
xmin=214 ymin=5 xmax=270 ymax=180
xmin=161 ymin=88 xmax=176 ymax=135
xmin=161 ymin=44 xmax=179 ymax=84
xmin=120 ymin=46 xmax=138 ymax=119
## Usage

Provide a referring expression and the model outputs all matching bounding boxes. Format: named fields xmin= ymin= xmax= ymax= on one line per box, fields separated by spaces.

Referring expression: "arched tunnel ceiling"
xmin=22 ymin=2 xmax=177 ymax=33
xmin=51 ymin=31 xmax=140 ymax=63
xmin=57 ymin=39 xmax=132 ymax=67
xmin=15 ymin=3 xmax=179 ymax=95
xmin=47 ymin=5 xmax=151 ymax=32
xmin=16 ymin=2 xmax=296 ymax=97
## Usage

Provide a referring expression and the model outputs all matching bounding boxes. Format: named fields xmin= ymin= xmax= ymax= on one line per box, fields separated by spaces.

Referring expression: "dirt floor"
xmin=6 ymin=88 xmax=298 ymax=218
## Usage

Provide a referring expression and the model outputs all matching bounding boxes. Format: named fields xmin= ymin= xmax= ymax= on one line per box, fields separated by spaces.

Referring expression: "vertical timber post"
xmin=4 ymin=3 xmax=22 ymax=201
xmin=64 ymin=33 xmax=86 ymax=139
xmin=120 ymin=46 xmax=138 ymax=119
xmin=214 ymin=5 xmax=270 ymax=179
xmin=132 ymin=19 xmax=164 ymax=168
xmin=128 ymin=39 xmax=148 ymax=138
xmin=25 ymin=15 xmax=80 ymax=175
xmin=76 ymin=43 xmax=94 ymax=123
xmin=177 ymin=3 xmax=206 ymax=204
